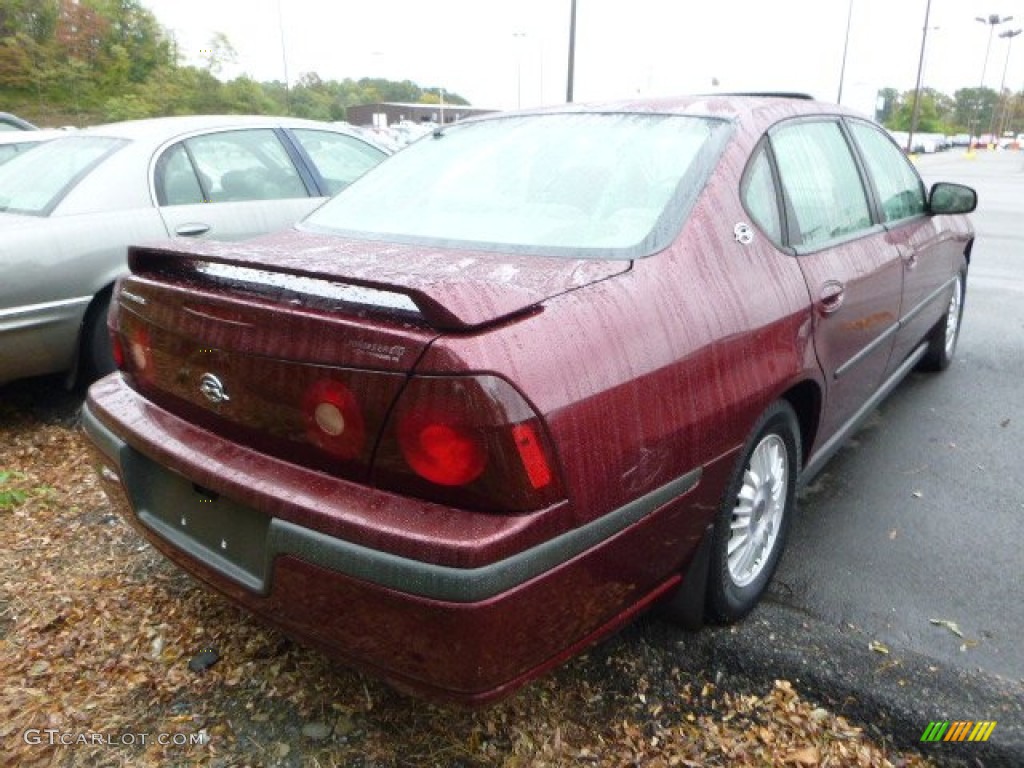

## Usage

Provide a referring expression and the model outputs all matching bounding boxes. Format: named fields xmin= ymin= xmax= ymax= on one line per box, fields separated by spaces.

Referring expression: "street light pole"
xmin=837 ymin=0 xmax=854 ymax=104
xmin=907 ymin=0 xmax=933 ymax=154
xmin=994 ymin=28 xmax=1023 ymax=138
xmin=513 ymin=32 xmax=526 ymax=109
xmin=566 ymin=0 xmax=577 ymax=103
xmin=975 ymin=13 xmax=1014 ymax=142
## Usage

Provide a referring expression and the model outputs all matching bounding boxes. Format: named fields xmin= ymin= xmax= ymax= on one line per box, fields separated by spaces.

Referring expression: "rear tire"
xmin=706 ymin=401 xmax=800 ymax=624
xmin=919 ymin=271 xmax=965 ymax=372
xmin=81 ymin=292 xmax=115 ymax=384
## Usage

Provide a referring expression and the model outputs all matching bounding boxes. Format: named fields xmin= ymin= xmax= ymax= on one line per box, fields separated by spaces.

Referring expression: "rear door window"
xmin=156 ymin=129 xmax=309 ymax=206
xmin=290 ymin=129 xmax=387 ymax=195
xmin=770 ymin=121 xmax=872 ymax=248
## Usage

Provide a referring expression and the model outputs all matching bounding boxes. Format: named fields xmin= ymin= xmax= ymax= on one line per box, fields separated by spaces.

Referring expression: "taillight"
xmin=397 ymin=406 xmax=488 ymax=487
xmin=110 ymin=331 xmax=125 ymax=370
xmin=117 ymin=318 xmax=153 ymax=382
xmin=374 ymin=375 xmax=564 ymax=513
xmin=302 ymin=379 xmax=366 ymax=461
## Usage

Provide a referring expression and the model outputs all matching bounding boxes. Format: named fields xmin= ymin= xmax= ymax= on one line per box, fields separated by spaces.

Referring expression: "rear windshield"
xmin=302 ymin=113 xmax=731 ymax=259
xmin=0 ymin=136 xmax=124 ymax=216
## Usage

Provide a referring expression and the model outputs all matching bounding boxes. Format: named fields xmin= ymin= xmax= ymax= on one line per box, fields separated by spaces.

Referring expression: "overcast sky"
xmin=142 ymin=0 xmax=1024 ymax=116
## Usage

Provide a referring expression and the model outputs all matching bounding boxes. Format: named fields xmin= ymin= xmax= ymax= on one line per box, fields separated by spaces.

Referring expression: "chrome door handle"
xmin=819 ymin=280 xmax=845 ymax=314
xmin=175 ymin=223 xmax=211 ymax=237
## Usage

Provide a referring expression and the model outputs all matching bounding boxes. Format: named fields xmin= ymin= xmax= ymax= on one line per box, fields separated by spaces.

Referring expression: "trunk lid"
xmin=115 ymin=228 xmax=627 ymax=482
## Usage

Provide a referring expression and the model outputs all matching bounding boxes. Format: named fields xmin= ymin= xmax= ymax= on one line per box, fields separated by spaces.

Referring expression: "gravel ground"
xmin=1 ymin=375 xmax=937 ymax=767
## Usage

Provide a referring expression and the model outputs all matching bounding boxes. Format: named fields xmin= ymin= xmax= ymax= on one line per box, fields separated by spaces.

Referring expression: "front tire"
xmin=706 ymin=401 xmax=800 ymax=624
xmin=919 ymin=271 xmax=965 ymax=372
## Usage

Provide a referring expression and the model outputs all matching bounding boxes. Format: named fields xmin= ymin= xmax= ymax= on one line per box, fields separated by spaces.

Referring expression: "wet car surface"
xmin=83 ymin=94 xmax=976 ymax=704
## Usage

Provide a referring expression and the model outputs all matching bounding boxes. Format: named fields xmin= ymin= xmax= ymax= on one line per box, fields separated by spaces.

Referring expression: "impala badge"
xmin=199 ymin=373 xmax=230 ymax=404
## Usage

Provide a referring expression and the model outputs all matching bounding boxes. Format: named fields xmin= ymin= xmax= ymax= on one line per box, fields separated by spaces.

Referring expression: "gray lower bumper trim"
xmin=83 ymin=402 xmax=702 ymax=603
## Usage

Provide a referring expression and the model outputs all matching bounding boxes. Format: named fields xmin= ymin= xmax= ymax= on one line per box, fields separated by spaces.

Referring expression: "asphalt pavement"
xmin=672 ymin=149 xmax=1023 ymax=766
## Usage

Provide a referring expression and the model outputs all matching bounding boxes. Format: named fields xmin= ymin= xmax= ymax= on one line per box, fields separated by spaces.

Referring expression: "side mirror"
xmin=929 ymin=182 xmax=977 ymax=215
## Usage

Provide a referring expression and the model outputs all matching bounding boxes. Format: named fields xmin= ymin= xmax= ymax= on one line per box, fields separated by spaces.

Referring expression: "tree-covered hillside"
xmin=0 ymin=0 xmax=468 ymax=126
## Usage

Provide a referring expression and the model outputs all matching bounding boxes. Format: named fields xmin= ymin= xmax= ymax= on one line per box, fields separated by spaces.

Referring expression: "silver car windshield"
xmin=0 ymin=136 xmax=124 ymax=216
xmin=301 ymin=113 xmax=731 ymax=259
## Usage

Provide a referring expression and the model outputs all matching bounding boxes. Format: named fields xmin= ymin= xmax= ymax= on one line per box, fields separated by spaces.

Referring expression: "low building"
xmin=346 ymin=102 xmax=496 ymax=127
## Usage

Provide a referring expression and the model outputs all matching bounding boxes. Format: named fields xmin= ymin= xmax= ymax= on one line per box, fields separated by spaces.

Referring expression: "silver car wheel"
xmin=727 ymin=434 xmax=788 ymax=588
xmin=944 ymin=273 xmax=963 ymax=359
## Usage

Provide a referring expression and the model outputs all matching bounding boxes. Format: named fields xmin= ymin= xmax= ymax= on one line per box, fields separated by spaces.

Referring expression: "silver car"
xmin=0 ymin=129 xmax=68 ymax=165
xmin=0 ymin=115 xmax=389 ymax=386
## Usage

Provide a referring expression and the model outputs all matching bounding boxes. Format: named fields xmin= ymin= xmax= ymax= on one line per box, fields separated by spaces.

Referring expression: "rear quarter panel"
xmin=415 ymin=130 xmax=816 ymax=533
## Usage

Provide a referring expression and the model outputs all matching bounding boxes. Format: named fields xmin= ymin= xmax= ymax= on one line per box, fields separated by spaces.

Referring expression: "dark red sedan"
xmin=83 ymin=95 xmax=976 ymax=704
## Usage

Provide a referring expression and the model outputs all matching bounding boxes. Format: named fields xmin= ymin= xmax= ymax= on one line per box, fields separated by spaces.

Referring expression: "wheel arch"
xmin=67 ymin=282 xmax=116 ymax=388
xmin=778 ymin=378 xmax=822 ymax=467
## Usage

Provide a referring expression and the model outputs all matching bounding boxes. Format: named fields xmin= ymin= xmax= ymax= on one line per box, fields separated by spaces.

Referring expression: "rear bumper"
xmin=83 ymin=375 xmax=712 ymax=703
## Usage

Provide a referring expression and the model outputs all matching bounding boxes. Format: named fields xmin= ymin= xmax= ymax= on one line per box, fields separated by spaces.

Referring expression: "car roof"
xmin=77 ymin=114 xmax=370 ymax=142
xmin=489 ymin=93 xmax=868 ymax=130
xmin=0 ymin=112 xmax=38 ymax=130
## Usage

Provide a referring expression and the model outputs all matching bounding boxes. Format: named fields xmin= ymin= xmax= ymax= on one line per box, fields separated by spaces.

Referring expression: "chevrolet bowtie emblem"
xmin=199 ymin=373 xmax=230 ymax=404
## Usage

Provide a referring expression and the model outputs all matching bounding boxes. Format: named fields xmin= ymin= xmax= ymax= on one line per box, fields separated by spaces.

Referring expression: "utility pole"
xmin=566 ymin=0 xmax=577 ymax=103
xmin=907 ymin=0 xmax=933 ymax=153
xmin=837 ymin=0 xmax=854 ymax=104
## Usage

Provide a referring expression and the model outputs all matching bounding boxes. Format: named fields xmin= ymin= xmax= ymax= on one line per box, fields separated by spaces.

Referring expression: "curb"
xmin=659 ymin=601 xmax=1023 ymax=767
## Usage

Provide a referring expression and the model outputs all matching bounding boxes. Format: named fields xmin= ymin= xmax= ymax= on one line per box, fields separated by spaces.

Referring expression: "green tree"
xmin=888 ymin=88 xmax=956 ymax=133
xmin=953 ymin=87 xmax=999 ymax=136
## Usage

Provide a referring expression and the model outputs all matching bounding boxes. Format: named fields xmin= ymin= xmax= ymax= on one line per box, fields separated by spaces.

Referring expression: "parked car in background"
xmin=0 ymin=115 xmax=389 ymax=386
xmin=0 ymin=111 xmax=37 ymax=131
xmin=84 ymin=95 xmax=976 ymax=704
xmin=0 ymin=129 xmax=66 ymax=165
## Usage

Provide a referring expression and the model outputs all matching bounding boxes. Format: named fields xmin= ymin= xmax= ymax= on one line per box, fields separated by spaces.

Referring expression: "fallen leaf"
xmin=868 ymin=640 xmax=889 ymax=655
xmin=929 ymin=619 xmax=964 ymax=637
xmin=787 ymin=745 xmax=820 ymax=765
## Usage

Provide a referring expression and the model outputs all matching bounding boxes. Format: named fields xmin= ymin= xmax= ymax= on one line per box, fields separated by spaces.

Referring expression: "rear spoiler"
xmin=128 ymin=244 xmax=510 ymax=332
xmin=128 ymin=233 xmax=628 ymax=332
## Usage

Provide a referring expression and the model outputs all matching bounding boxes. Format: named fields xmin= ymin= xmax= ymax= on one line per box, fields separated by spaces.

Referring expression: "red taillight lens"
xmin=375 ymin=375 xmax=564 ymax=513
xmin=398 ymin=410 xmax=487 ymax=487
xmin=302 ymin=379 xmax=366 ymax=461
xmin=118 ymin=319 xmax=153 ymax=382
